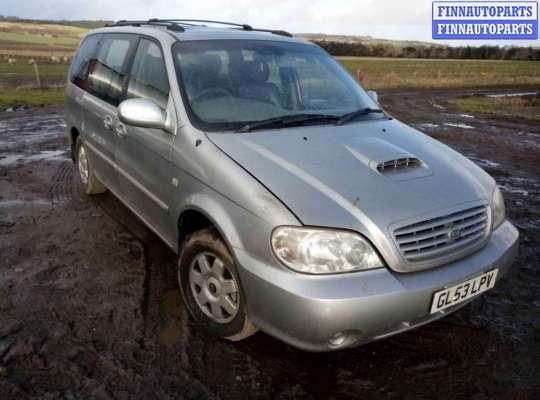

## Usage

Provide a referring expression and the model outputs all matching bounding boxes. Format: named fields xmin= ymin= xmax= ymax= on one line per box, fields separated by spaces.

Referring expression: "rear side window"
xmin=87 ymin=34 xmax=137 ymax=106
xmin=127 ymin=39 xmax=170 ymax=109
xmin=69 ymin=34 xmax=101 ymax=88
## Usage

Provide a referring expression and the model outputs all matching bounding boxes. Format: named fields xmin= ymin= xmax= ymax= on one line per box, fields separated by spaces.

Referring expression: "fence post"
xmin=32 ymin=61 xmax=41 ymax=89
xmin=356 ymin=69 xmax=365 ymax=84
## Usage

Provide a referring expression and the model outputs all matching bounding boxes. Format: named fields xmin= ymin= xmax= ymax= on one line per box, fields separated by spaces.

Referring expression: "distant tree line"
xmin=312 ymin=40 xmax=540 ymax=61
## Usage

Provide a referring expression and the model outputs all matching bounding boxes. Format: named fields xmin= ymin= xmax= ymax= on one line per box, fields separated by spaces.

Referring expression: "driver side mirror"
xmin=118 ymin=98 xmax=167 ymax=130
xmin=367 ymin=90 xmax=379 ymax=105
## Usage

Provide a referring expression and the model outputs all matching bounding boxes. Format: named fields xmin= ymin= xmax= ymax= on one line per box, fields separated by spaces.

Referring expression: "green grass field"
xmin=0 ymin=62 xmax=68 ymax=76
xmin=0 ymin=63 xmax=68 ymax=95
xmin=0 ymin=31 xmax=80 ymax=47
xmin=0 ymin=89 xmax=65 ymax=109
xmin=337 ymin=57 xmax=540 ymax=90
xmin=448 ymin=95 xmax=540 ymax=122
xmin=0 ymin=21 xmax=85 ymax=47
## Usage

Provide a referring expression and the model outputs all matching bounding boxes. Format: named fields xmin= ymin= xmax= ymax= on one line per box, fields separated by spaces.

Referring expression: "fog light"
xmin=328 ymin=331 xmax=348 ymax=347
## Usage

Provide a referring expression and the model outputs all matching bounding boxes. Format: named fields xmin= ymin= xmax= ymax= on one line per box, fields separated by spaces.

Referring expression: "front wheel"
xmin=178 ymin=228 xmax=258 ymax=341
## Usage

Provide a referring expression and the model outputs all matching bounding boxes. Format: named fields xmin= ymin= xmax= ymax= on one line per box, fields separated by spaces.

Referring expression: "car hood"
xmin=207 ymin=118 xmax=495 ymax=271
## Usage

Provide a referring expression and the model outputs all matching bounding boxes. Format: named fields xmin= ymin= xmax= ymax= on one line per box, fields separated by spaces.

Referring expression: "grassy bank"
xmin=0 ymin=62 xmax=69 ymax=79
xmin=0 ymin=63 xmax=68 ymax=97
xmin=0 ymin=89 xmax=65 ymax=109
xmin=448 ymin=95 xmax=540 ymax=122
xmin=0 ymin=21 xmax=84 ymax=46
xmin=0 ymin=31 xmax=80 ymax=46
xmin=337 ymin=57 xmax=540 ymax=90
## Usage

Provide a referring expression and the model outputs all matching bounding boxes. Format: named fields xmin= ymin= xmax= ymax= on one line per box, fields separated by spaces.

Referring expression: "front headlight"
xmin=492 ymin=186 xmax=506 ymax=230
xmin=271 ymin=227 xmax=384 ymax=274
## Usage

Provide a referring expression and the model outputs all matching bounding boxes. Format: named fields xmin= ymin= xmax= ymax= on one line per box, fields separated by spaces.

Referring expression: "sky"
xmin=1 ymin=0 xmax=539 ymax=47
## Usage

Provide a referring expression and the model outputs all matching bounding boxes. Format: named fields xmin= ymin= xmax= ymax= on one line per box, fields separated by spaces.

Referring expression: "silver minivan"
xmin=65 ymin=19 xmax=518 ymax=351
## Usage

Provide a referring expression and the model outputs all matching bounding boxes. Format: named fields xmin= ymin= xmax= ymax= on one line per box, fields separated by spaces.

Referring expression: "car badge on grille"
xmin=448 ymin=228 xmax=464 ymax=241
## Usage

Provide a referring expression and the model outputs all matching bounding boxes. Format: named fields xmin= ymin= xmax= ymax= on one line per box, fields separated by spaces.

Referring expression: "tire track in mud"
xmin=47 ymin=155 xmax=205 ymax=388
xmin=50 ymin=160 xmax=157 ymax=335
xmin=48 ymin=161 xmax=218 ymax=398
xmin=88 ymin=194 xmax=164 ymax=326
xmin=51 ymin=161 xmax=75 ymax=204
xmin=116 ymin=228 xmax=255 ymax=398
xmin=79 ymin=181 xmax=210 ymax=387
xmin=101 ymin=213 xmax=276 ymax=397
xmin=84 ymin=223 xmax=273 ymax=399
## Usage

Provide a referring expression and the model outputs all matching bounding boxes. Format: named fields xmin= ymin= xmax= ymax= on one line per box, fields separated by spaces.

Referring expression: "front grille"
xmin=394 ymin=205 xmax=489 ymax=263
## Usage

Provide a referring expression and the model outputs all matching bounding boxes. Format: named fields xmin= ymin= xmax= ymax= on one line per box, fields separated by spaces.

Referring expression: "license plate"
xmin=430 ymin=269 xmax=498 ymax=314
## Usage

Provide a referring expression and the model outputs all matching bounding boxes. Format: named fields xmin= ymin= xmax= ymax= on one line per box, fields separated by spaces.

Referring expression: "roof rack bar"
xmin=147 ymin=18 xmax=199 ymax=26
xmin=163 ymin=19 xmax=253 ymax=31
xmin=107 ymin=20 xmax=185 ymax=32
xmin=162 ymin=19 xmax=292 ymax=36
xmin=107 ymin=19 xmax=293 ymax=37
xmin=251 ymin=29 xmax=293 ymax=38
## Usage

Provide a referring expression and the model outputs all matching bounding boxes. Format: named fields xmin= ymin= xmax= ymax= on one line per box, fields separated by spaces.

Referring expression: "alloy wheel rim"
xmin=189 ymin=251 xmax=239 ymax=323
xmin=78 ymin=145 xmax=89 ymax=185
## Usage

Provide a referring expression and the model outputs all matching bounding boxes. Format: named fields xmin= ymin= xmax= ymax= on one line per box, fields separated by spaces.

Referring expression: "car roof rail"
xmin=165 ymin=19 xmax=294 ymax=37
xmin=164 ymin=19 xmax=254 ymax=31
xmin=250 ymin=29 xmax=293 ymax=38
xmin=107 ymin=20 xmax=185 ymax=32
xmin=107 ymin=19 xmax=293 ymax=37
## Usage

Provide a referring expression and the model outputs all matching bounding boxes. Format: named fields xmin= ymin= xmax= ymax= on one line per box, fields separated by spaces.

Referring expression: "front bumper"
xmin=236 ymin=220 xmax=519 ymax=351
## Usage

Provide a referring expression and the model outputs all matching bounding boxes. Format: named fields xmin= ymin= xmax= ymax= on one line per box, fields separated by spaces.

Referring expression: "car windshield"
xmin=172 ymin=39 xmax=379 ymax=131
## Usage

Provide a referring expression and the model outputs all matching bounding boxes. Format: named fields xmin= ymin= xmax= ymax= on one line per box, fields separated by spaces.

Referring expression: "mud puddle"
xmin=0 ymin=150 xmax=68 ymax=166
xmin=443 ymin=122 xmax=474 ymax=129
xmin=486 ymin=91 xmax=538 ymax=98
xmin=1 ymin=92 xmax=540 ymax=399
xmin=467 ymin=156 xmax=501 ymax=169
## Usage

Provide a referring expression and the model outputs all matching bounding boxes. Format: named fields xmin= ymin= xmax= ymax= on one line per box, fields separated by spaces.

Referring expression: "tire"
xmin=178 ymin=227 xmax=258 ymax=341
xmin=75 ymin=137 xmax=107 ymax=195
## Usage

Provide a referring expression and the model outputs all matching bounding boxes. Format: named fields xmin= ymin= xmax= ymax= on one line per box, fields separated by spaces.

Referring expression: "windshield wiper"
xmin=237 ymin=114 xmax=339 ymax=133
xmin=335 ymin=108 xmax=384 ymax=126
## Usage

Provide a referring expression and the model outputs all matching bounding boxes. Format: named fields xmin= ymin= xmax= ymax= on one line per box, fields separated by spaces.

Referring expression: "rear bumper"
xmin=236 ymin=220 xmax=519 ymax=351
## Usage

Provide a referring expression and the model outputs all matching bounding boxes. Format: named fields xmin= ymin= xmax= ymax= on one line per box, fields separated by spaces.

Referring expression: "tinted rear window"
xmin=87 ymin=34 xmax=137 ymax=106
xmin=69 ymin=34 xmax=101 ymax=88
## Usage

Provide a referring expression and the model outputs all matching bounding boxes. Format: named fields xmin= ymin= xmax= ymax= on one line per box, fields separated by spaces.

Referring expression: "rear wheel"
xmin=179 ymin=227 xmax=258 ymax=341
xmin=75 ymin=138 xmax=107 ymax=195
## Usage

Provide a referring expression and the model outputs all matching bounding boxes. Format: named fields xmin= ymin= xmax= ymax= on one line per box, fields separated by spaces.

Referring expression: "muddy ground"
xmin=0 ymin=88 xmax=539 ymax=400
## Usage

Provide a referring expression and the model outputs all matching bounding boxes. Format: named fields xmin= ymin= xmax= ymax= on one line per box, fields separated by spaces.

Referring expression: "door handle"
xmin=115 ymin=122 xmax=127 ymax=138
xmin=103 ymin=115 xmax=113 ymax=130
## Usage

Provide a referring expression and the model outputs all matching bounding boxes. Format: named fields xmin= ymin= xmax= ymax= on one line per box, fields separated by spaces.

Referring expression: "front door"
xmin=114 ymin=37 xmax=176 ymax=246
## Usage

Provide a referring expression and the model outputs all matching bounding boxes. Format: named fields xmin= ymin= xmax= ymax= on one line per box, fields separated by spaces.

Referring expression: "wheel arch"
xmin=177 ymin=208 xmax=215 ymax=246
xmin=176 ymin=203 xmax=241 ymax=258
